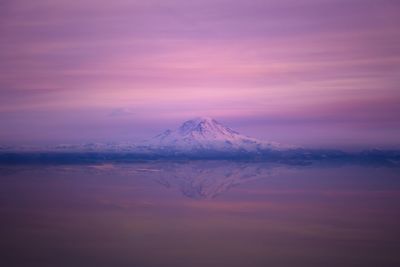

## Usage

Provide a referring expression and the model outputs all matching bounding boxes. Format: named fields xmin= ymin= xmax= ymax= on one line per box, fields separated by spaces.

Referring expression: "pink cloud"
xmin=0 ymin=0 xmax=399 ymax=147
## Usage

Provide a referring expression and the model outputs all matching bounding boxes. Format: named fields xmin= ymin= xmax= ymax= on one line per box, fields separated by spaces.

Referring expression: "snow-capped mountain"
xmin=146 ymin=117 xmax=289 ymax=152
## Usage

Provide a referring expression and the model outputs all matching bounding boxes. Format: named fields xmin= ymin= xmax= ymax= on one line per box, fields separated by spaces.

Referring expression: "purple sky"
xmin=1 ymin=0 xmax=399 ymax=149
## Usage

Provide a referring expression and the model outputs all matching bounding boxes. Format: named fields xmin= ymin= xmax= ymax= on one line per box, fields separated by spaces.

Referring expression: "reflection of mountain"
xmin=146 ymin=161 xmax=279 ymax=199
xmin=29 ymin=161 xmax=280 ymax=200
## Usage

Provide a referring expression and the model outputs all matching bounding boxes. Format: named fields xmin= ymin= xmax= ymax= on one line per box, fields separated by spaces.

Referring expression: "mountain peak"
xmin=191 ymin=116 xmax=215 ymax=123
xmin=179 ymin=117 xmax=219 ymax=129
xmin=178 ymin=117 xmax=236 ymax=136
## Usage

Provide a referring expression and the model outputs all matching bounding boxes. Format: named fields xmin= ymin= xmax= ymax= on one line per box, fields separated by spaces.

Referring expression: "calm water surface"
xmin=1 ymin=161 xmax=400 ymax=267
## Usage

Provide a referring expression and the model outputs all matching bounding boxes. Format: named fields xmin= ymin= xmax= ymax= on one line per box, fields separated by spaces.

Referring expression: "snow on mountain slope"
xmin=147 ymin=117 xmax=289 ymax=152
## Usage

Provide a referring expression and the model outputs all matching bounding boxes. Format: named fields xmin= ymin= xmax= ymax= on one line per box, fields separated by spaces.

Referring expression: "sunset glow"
xmin=1 ymin=0 xmax=399 ymax=148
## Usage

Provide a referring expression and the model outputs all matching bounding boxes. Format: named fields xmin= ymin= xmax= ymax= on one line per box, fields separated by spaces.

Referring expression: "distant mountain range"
xmin=0 ymin=117 xmax=399 ymax=165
